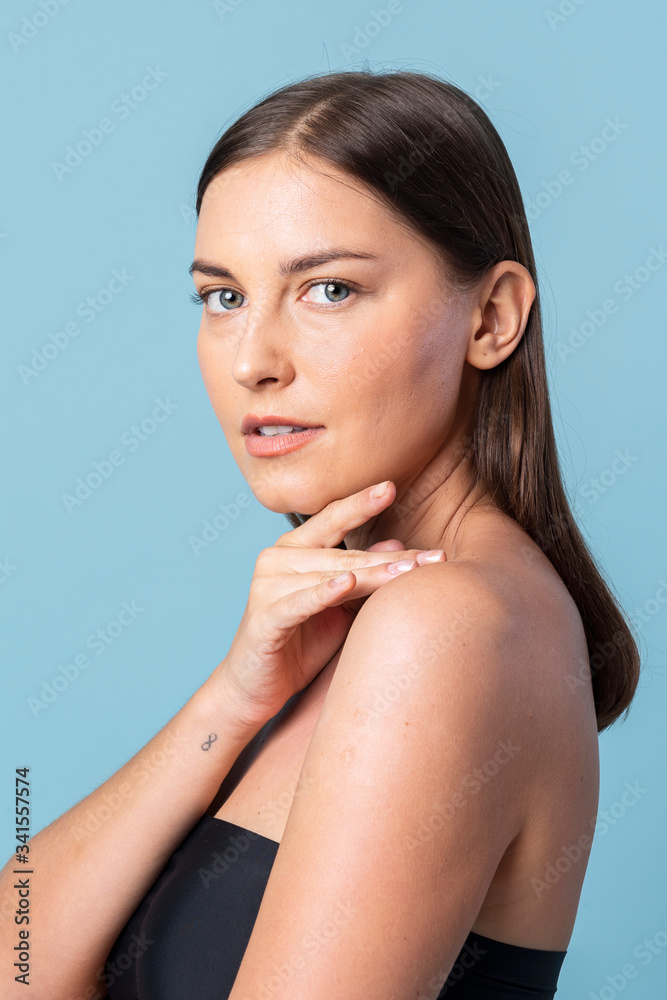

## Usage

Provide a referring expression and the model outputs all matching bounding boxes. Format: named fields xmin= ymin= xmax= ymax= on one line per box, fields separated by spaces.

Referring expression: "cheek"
xmin=342 ymin=319 xmax=464 ymax=453
xmin=196 ymin=323 xmax=210 ymax=373
xmin=361 ymin=316 xmax=461 ymax=409
xmin=197 ymin=327 xmax=227 ymax=402
xmin=405 ymin=307 xmax=468 ymax=416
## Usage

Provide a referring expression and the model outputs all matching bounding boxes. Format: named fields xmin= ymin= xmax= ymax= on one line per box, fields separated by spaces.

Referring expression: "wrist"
xmin=195 ymin=662 xmax=271 ymax=743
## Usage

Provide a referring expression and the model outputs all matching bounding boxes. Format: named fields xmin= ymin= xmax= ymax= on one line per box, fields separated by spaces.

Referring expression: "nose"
xmin=231 ymin=301 xmax=296 ymax=390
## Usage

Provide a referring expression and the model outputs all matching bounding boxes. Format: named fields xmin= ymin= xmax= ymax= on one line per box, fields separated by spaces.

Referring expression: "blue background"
xmin=1 ymin=0 xmax=666 ymax=994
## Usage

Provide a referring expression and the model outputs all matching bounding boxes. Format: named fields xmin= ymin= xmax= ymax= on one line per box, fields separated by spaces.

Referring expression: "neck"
xmin=343 ymin=448 xmax=497 ymax=560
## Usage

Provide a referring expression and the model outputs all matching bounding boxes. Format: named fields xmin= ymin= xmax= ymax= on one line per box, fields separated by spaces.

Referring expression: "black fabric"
xmin=103 ymin=814 xmax=566 ymax=999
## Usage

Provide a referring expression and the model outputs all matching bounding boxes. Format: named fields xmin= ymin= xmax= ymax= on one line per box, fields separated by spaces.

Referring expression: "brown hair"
xmin=194 ymin=69 xmax=640 ymax=733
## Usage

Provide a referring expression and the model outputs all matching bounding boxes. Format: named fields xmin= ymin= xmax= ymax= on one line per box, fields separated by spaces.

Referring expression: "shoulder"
xmin=316 ymin=559 xmax=527 ymax=768
xmin=297 ymin=559 xmax=537 ymax=893
xmin=349 ymin=515 xmax=591 ymax=682
xmin=224 ymin=558 xmax=569 ymax=997
xmin=324 ymin=550 xmax=588 ymax=767
xmin=337 ymin=557 xmax=524 ymax=707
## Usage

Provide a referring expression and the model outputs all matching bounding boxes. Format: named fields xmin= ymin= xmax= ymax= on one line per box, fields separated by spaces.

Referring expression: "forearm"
xmin=0 ymin=670 xmax=265 ymax=1000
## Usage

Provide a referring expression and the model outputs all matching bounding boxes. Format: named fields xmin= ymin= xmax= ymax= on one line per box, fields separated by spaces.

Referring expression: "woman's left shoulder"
xmin=348 ymin=530 xmax=591 ymax=732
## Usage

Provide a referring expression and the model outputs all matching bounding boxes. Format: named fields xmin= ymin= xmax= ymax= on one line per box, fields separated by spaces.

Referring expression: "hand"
xmin=214 ymin=480 xmax=447 ymax=731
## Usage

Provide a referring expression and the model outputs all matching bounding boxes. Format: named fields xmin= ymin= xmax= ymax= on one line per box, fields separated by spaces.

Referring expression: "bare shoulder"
xmin=225 ymin=537 xmax=592 ymax=996
xmin=268 ymin=522 xmax=600 ymax=961
xmin=333 ymin=515 xmax=598 ymax=779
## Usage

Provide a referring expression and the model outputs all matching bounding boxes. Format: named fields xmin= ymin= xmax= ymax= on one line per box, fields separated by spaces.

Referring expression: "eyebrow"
xmin=188 ymin=248 xmax=380 ymax=280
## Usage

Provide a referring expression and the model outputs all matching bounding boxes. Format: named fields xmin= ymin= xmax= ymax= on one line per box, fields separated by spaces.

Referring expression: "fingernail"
xmin=416 ymin=549 xmax=445 ymax=565
xmin=386 ymin=559 xmax=416 ymax=574
xmin=369 ymin=480 xmax=390 ymax=499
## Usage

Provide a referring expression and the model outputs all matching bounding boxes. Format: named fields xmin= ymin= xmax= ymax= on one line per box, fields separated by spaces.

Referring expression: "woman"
xmin=1 ymin=69 xmax=639 ymax=999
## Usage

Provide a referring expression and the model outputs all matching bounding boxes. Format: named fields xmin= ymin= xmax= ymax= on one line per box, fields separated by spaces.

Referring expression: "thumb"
xmin=365 ymin=539 xmax=405 ymax=552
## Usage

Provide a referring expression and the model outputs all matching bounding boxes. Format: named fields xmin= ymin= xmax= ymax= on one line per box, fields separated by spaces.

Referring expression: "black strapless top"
xmin=103 ymin=813 xmax=567 ymax=999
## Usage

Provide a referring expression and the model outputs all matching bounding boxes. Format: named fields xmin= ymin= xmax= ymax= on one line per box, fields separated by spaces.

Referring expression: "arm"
xmin=0 ymin=480 xmax=439 ymax=999
xmin=226 ymin=563 xmax=530 ymax=1000
xmin=0 ymin=668 xmax=267 ymax=1000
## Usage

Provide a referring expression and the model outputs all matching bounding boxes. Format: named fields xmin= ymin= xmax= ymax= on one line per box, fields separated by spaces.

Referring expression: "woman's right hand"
xmin=212 ymin=479 xmax=447 ymax=732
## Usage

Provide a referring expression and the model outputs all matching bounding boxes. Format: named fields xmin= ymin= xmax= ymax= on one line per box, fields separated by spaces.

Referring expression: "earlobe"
xmin=465 ymin=262 xmax=536 ymax=371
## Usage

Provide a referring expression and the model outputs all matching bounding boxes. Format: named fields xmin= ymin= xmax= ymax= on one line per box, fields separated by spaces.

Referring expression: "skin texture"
xmin=190 ymin=151 xmax=600 ymax=999
xmin=192 ymin=150 xmax=536 ymax=557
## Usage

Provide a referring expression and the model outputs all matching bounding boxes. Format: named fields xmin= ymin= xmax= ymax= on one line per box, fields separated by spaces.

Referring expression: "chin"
xmin=249 ymin=481 xmax=332 ymax=518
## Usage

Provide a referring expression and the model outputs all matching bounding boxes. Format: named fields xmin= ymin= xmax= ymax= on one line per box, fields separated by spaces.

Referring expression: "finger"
xmin=365 ymin=539 xmax=405 ymax=552
xmin=364 ymin=541 xmax=448 ymax=565
xmin=328 ymin=553 xmax=450 ymax=607
xmin=326 ymin=560 xmax=419 ymax=609
xmin=268 ymin=571 xmax=358 ymax=632
xmin=272 ymin=551 xmax=436 ymax=631
xmin=258 ymin=545 xmax=444 ymax=577
xmin=275 ymin=480 xmax=397 ymax=550
xmin=258 ymin=551 xmax=445 ymax=607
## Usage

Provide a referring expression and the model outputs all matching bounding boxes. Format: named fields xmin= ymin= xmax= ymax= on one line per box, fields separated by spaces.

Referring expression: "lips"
xmin=241 ymin=413 xmax=324 ymax=435
xmin=244 ymin=425 xmax=325 ymax=457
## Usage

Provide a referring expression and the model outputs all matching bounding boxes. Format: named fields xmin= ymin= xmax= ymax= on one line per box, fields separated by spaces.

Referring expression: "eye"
xmin=189 ymin=276 xmax=358 ymax=313
xmin=302 ymin=280 xmax=354 ymax=305
xmin=189 ymin=288 xmax=246 ymax=312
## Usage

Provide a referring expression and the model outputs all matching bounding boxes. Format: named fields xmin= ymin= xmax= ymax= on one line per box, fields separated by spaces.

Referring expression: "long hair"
xmin=193 ymin=69 xmax=640 ymax=733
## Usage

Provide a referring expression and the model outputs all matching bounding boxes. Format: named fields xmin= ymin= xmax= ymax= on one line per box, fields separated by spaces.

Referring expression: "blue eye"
xmin=189 ymin=288 xmax=245 ymax=312
xmin=189 ymin=276 xmax=358 ymax=313
xmin=304 ymin=280 xmax=352 ymax=304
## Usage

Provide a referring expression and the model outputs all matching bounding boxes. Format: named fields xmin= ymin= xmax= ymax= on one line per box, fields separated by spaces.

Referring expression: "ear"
xmin=465 ymin=261 xmax=536 ymax=370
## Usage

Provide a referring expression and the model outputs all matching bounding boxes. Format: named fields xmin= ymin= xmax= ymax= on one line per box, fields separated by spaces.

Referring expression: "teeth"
xmin=257 ymin=425 xmax=308 ymax=436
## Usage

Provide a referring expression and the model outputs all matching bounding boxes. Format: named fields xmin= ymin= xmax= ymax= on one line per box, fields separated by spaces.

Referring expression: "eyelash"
xmin=189 ymin=276 xmax=360 ymax=311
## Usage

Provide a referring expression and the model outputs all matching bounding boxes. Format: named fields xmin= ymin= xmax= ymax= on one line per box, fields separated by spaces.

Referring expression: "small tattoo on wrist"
xmin=201 ymin=733 xmax=218 ymax=751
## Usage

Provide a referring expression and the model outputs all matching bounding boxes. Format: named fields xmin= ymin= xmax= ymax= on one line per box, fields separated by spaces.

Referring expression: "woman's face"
xmin=192 ymin=151 xmax=478 ymax=516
